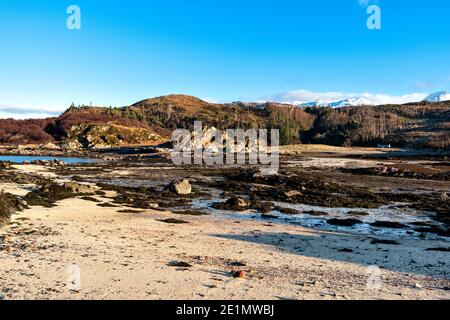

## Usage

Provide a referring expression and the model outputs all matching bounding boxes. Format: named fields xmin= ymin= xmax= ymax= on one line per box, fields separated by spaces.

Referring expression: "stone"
xmin=232 ymin=270 xmax=246 ymax=278
xmin=149 ymin=203 xmax=159 ymax=209
xmin=63 ymin=182 xmax=96 ymax=194
xmin=169 ymin=261 xmax=193 ymax=268
xmin=0 ymin=161 xmax=11 ymax=169
xmin=284 ymin=190 xmax=302 ymax=198
xmin=212 ymin=197 xmax=251 ymax=211
xmin=261 ymin=213 xmax=278 ymax=219
xmin=370 ymin=221 xmax=407 ymax=229
xmin=327 ymin=218 xmax=363 ymax=227
xmin=165 ymin=179 xmax=192 ymax=195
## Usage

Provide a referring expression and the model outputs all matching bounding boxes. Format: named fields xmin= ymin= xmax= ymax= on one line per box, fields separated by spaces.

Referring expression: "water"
xmin=0 ymin=155 xmax=97 ymax=164
xmin=188 ymin=198 xmax=448 ymax=241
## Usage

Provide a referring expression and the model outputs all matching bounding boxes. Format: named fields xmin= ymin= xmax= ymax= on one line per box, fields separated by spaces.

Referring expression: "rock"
xmin=164 ymin=179 xmax=192 ymax=195
xmin=338 ymin=248 xmax=353 ymax=253
xmin=370 ymin=238 xmax=400 ymax=245
xmin=284 ymin=190 xmax=302 ymax=198
xmin=53 ymin=160 xmax=66 ymax=166
xmin=0 ymin=161 xmax=11 ymax=169
xmin=370 ymin=221 xmax=407 ymax=229
xmin=227 ymin=197 xmax=250 ymax=208
xmin=149 ymin=203 xmax=159 ymax=209
xmin=261 ymin=213 xmax=278 ymax=219
xmin=380 ymin=166 xmax=399 ymax=175
xmin=304 ymin=210 xmax=328 ymax=216
xmin=250 ymin=201 xmax=274 ymax=213
xmin=169 ymin=261 xmax=193 ymax=268
xmin=348 ymin=211 xmax=369 ymax=216
xmin=213 ymin=197 xmax=251 ymax=211
xmin=327 ymin=218 xmax=363 ymax=227
xmin=159 ymin=218 xmax=189 ymax=224
xmin=425 ymin=247 xmax=450 ymax=252
xmin=63 ymin=182 xmax=96 ymax=194
xmin=232 ymin=270 xmax=246 ymax=278
xmin=44 ymin=142 xmax=60 ymax=150
xmin=274 ymin=206 xmax=299 ymax=215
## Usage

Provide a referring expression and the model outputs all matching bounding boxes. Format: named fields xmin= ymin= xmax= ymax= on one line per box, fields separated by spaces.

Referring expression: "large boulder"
xmin=164 ymin=179 xmax=192 ymax=195
xmin=63 ymin=182 xmax=96 ymax=194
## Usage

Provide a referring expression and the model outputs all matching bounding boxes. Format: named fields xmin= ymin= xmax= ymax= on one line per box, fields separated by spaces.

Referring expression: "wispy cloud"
xmin=0 ymin=105 xmax=62 ymax=119
xmin=268 ymin=89 xmax=429 ymax=105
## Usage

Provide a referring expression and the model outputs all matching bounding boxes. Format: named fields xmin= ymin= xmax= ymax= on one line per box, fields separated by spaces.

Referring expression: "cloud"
xmin=0 ymin=105 xmax=62 ymax=119
xmin=201 ymin=97 xmax=219 ymax=104
xmin=268 ymin=89 xmax=429 ymax=105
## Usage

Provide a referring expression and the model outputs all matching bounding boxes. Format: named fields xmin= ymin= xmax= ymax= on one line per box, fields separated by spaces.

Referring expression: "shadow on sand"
xmin=212 ymin=230 xmax=450 ymax=280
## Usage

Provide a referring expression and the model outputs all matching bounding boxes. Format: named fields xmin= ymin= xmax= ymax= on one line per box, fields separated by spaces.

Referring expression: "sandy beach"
xmin=1 ymin=163 xmax=449 ymax=300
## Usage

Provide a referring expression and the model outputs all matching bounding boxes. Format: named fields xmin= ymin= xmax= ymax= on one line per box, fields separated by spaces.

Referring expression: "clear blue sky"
xmin=0 ymin=0 xmax=449 ymax=115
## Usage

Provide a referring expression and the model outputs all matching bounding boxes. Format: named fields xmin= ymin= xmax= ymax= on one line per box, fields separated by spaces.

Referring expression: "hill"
xmin=0 ymin=95 xmax=449 ymax=149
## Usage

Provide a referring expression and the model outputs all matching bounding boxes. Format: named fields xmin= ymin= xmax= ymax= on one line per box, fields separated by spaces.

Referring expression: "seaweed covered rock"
xmin=327 ymin=218 xmax=363 ymax=227
xmin=0 ymin=192 xmax=25 ymax=224
xmin=63 ymin=182 xmax=96 ymax=194
xmin=212 ymin=197 xmax=251 ymax=211
xmin=24 ymin=182 xmax=95 ymax=208
xmin=0 ymin=161 xmax=11 ymax=169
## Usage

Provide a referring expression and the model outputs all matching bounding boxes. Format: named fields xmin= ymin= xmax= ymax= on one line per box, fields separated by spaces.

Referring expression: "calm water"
xmin=0 ymin=155 xmax=96 ymax=164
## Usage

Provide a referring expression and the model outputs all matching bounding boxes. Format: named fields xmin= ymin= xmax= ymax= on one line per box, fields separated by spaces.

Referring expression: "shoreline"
xmin=1 ymin=149 xmax=449 ymax=300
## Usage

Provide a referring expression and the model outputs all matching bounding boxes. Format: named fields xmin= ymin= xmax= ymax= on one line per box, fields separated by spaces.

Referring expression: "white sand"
xmin=1 ymin=195 xmax=449 ymax=300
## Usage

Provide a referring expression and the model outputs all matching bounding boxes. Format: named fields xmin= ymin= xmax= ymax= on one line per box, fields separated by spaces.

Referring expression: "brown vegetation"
xmin=0 ymin=95 xmax=448 ymax=149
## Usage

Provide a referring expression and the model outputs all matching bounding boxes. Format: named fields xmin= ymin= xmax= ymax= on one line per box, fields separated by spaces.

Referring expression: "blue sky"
xmin=0 ymin=0 xmax=449 ymax=117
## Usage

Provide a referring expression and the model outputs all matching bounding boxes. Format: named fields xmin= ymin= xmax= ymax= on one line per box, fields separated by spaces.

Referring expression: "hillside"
xmin=0 ymin=110 xmax=165 ymax=149
xmin=0 ymin=95 xmax=449 ymax=149
xmin=301 ymin=102 xmax=450 ymax=148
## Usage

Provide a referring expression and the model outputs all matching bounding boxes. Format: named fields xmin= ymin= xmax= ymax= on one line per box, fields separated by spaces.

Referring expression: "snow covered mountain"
xmin=291 ymin=97 xmax=375 ymax=108
xmin=284 ymin=91 xmax=450 ymax=108
xmin=424 ymin=91 xmax=450 ymax=103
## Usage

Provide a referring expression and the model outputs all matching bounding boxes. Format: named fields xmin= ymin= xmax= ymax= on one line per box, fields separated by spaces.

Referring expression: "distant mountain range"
xmin=424 ymin=91 xmax=450 ymax=103
xmin=285 ymin=91 xmax=450 ymax=108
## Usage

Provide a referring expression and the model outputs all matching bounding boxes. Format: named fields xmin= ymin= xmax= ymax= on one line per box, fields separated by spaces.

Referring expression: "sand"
xmin=1 ymin=163 xmax=449 ymax=300
xmin=1 ymin=193 xmax=449 ymax=300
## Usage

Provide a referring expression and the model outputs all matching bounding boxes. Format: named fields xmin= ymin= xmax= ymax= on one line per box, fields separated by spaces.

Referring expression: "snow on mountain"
xmin=284 ymin=91 xmax=449 ymax=108
xmin=293 ymin=97 xmax=375 ymax=108
xmin=424 ymin=91 xmax=450 ymax=103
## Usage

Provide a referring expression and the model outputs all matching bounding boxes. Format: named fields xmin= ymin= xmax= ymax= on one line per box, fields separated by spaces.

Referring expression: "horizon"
xmin=1 ymin=0 xmax=450 ymax=118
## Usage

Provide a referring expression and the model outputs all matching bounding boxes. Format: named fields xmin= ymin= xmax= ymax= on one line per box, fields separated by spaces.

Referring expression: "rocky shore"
xmin=0 ymin=144 xmax=449 ymax=300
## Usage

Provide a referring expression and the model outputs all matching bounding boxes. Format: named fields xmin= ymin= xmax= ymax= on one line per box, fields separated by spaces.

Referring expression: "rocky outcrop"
xmin=66 ymin=123 xmax=162 ymax=150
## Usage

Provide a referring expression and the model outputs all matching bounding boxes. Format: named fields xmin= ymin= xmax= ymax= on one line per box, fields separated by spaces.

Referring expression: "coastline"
xmin=1 ymin=161 xmax=449 ymax=300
